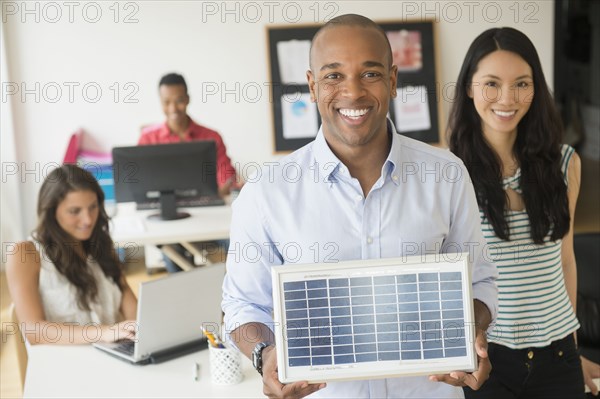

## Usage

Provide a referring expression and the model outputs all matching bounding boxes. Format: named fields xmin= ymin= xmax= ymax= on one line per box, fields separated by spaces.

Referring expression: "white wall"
xmin=1 ymin=0 xmax=554 ymax=238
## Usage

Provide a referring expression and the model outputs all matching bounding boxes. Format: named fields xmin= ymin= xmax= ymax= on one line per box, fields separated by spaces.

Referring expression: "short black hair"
xmin=309 ymin=14 xmax=393 ymax=69
xmin=159 ymin=73 xmax=187 ymax=94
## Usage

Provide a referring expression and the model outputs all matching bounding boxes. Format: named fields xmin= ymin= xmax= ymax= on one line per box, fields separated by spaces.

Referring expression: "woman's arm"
xmin=6 ymin=241 xmax=134 ymax=345
xmin=119 ymin=274 xmax=138 ymax=320
xmin=561 ymin=151 xmax=580 ymax=312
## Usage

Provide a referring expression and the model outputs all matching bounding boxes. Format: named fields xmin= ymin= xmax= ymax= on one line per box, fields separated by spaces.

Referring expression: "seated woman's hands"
xmin=100 ymin=320 xmax=137 ymax=342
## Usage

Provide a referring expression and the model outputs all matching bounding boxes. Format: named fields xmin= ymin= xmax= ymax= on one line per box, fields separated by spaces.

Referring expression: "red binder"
xmin=63 ymin=129 xmax=83 ymax=164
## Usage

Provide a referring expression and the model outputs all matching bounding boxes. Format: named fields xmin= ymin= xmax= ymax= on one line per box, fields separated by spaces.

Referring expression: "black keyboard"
xmin=148 ymin=338 xmax=208 ymax=364
xmin=136 ymin=196 xmax=225 ymax=210
xmin=112 ymin=339 xmax=135 ymax=355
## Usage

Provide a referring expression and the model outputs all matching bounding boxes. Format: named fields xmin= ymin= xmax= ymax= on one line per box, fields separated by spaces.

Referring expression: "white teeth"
xmin=339 ymin=108 xmax=369 ymax=118
xmin=493 ymin=110 xmax=516 ymax=117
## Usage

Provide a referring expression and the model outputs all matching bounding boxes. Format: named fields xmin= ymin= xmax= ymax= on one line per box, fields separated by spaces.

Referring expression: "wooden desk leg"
xmin=180 ymin=242 xmax=209 ymax=266
xmin=160 ymin=245 xmax=194 ymax=271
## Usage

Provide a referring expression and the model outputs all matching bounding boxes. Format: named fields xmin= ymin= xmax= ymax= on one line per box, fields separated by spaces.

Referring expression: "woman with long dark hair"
xmin=448 ymin=27 xmax=599 ymax=398
xmin=6 ymin=164 xmax=137 ymax=344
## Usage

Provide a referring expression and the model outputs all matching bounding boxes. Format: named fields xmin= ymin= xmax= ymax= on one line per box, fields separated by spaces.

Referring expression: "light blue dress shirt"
xmin=223 ymin=120 xmax=498 ymax=398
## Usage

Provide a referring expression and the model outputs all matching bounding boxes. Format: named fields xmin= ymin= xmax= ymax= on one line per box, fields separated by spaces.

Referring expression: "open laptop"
xmin=93 ymin=263 xmax=225 ymax=364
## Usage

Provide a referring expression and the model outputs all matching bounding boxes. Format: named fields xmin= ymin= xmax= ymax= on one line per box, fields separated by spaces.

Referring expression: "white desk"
xmin=24 ymin=345 xmax=263 ymax=398
xmin=23 ymin=340 xmax=600 ymax=397
xmin=110 ymin=202 xmax=232 ymax=246
xmin=109 ymin=202 xmax=232 ymax=269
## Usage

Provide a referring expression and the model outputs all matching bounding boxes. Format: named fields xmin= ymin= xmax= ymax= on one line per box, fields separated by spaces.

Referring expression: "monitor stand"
xmin=147 ymin=192 xmax=190 ymax=221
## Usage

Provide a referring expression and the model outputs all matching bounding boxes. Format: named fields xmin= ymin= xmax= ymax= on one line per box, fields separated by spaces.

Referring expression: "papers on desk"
xmin=110 ymin=216 xmax=146 ymax=237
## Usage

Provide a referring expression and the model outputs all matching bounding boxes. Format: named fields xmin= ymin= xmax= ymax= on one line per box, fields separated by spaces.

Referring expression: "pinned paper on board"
xmin=394 ymin=86 xmax=432 ymax=133
xmin=387 ymin=30 xmax=423 ymax=72
xmin=281 ymin=93 xmax=318 ymax=140
xmin=277 ymin=40 xmax=311 ymax=85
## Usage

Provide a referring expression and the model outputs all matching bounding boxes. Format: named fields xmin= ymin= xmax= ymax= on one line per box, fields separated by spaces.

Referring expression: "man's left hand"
xmin=428 ymin=328 xmax=491 ymax=390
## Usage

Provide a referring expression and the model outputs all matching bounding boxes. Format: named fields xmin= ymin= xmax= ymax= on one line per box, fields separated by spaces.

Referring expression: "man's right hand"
xmin=261 ymin=345 xmax=326 ymax=399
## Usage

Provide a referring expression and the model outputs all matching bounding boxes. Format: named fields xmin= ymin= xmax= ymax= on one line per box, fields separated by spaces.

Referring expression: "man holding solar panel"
xmin=222 ymin=14 xmax=498 ymax=399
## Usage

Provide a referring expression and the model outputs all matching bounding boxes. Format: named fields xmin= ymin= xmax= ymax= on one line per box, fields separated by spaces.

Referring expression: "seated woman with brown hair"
xmin=6 ymin=164 xmax=137 ymax=344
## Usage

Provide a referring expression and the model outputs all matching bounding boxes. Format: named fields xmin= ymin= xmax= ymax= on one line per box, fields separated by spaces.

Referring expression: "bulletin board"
xmin=266 ymin=20 xmax=442 ymax=153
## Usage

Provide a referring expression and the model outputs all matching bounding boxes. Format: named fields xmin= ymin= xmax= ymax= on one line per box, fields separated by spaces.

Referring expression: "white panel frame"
xmin=271 ymin=253 xmax=476 ymax=383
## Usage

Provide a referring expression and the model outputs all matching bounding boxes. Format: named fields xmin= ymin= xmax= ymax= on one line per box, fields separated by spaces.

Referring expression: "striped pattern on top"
xmin=484 ymin=144 xmax=579 ymax=349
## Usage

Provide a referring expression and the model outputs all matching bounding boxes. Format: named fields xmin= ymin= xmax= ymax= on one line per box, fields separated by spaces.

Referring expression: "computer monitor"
xmin=112 ymin=141 xmax=219 ymax=220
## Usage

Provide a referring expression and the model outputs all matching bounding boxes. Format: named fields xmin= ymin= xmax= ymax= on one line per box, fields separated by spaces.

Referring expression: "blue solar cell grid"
xmin=282 ymin=272 xmax=466 ymax=368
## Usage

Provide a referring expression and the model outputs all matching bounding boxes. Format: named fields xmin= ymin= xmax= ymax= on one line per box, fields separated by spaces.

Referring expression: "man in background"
xmin=140 ymin=73 xmax=236 ymax=272
xmin=139 ymin=72 xmax=237 ymax=197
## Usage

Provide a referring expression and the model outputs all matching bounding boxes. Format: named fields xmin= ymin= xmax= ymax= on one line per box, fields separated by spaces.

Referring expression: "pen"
xmin=205 ymin=332 xmax=219 ymax=348
xmin=193 ymin=362 xmax=200 ymax=381
xmin=213 ymin=331 xmax=226 ymax=349
xmin=201 ymin=326 xmax=225 ymax=348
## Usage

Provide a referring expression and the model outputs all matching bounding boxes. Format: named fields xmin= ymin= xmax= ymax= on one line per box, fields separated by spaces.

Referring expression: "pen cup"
xmin=208 ymin=343 xmax=244 ymax=385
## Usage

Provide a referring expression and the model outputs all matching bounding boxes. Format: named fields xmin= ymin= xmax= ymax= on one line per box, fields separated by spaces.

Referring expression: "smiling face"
xmin=307 ymin=25 xmax=397 ymax=153
xmin=159 ymin=84 xmax=189 ymax=128
xmin=55 ymin=190 xmax=99 ymax=242
xmin=469 ymin=50 xmax=534 ymax=141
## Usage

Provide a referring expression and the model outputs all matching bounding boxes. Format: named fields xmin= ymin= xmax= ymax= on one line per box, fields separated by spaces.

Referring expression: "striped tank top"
xmin=484 ymin=144 xmax=579 ymax=349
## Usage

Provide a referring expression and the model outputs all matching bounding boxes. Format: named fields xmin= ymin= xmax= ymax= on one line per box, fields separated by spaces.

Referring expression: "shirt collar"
xmin=312 ymin=127 xmax=342 ymax=182
xmin=386 ymin=119 xmax=402 ymax=186
xmin=158 ymin=117 xmax=195 ymax=140
xmin=312 ymin=118 xmax=403 ymax=186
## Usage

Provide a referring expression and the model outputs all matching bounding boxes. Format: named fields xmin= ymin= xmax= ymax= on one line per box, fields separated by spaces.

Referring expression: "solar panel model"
xmin=271 ymin=253 xmax=477 ymax=383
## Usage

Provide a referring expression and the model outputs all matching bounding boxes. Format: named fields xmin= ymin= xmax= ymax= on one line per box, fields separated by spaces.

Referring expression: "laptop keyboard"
xmin=136 ymin=196 xmax=225 ymax=210
xmin=112 ymin=339 xmax=135 ymax=355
